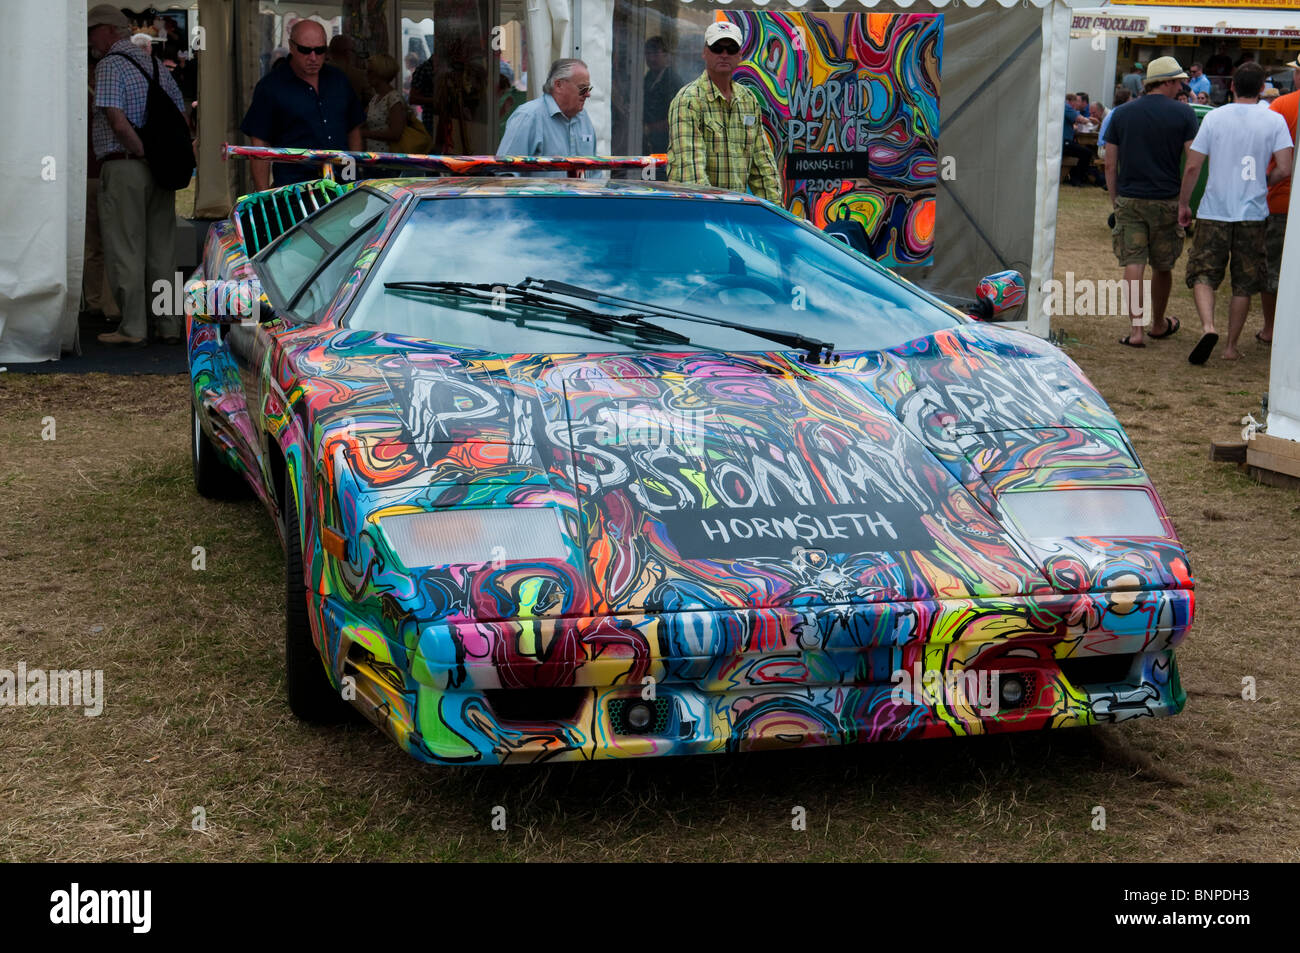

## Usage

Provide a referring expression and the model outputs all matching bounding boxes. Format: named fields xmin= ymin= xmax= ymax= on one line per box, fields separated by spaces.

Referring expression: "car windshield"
xmin=349 ymin=195 xmax=961 ymax=353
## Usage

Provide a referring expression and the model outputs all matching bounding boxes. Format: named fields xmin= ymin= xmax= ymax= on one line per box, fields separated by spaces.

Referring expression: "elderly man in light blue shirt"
xmin=497 ymin=58 xmax=598 ymax=175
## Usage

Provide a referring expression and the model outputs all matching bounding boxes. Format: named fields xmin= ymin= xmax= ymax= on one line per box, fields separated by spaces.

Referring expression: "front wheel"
xmin=283 ymin=472 xmax=353 ymax=723
xmin=191 ymin=403 xmax=248 ymax=500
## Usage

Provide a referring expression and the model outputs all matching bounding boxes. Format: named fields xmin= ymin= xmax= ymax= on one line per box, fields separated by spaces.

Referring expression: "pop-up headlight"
xmin=1000 ymin=488 xmax=1169 ymax=540
xmin=377 ymin=506 xmax=568 ymax=568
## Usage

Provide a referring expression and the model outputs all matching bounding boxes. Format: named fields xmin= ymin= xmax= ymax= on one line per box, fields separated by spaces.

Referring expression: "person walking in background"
xmin=1188 ymin=63 xmax=1211 ymax=98
xmin=1179 ymin=63 xmax=1293 ymax=363
xmin=89 ymin=3 xmax=188 ymax=347
xmin=1105 ymin=56 xmax=1199 ymax=349
xmin=1259 ymin=56 xmax=1299 ymax=347
xmin=496 ymin=59 xmax=597 ymax=173
xmin=1122 ymin=62 xmax=1145 ymax=98
xmin=241 ymin=19 xmax=364 ymax=189
xmin=362 ymin=54 xmax=406 ymax=152
xmin=667 ymin=20 xmax=780 ymax=203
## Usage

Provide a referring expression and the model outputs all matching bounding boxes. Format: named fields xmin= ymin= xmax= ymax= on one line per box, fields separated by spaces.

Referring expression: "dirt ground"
xmin=1 ymin=184 xmax=1296 ymax=861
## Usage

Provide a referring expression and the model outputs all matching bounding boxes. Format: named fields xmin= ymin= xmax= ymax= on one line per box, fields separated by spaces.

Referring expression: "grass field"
xmin=1 ymin=185 xmax=1297 ymax=861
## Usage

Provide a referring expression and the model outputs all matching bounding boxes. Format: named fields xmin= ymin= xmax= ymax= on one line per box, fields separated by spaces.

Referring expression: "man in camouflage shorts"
xmin=1105 ymin=56 xmax=1199 ymax=347
xmin=1179 ymin=62 xmax=1293 ymax=362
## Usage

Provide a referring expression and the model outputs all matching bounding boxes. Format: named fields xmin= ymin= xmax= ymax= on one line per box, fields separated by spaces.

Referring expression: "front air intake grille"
xmin=1059 ymin=654 xmax=1136 ymax=689
xmin=482 ymin=688 xmax=586 ymax=724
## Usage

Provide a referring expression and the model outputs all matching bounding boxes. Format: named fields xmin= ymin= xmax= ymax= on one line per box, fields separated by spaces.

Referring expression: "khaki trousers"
xmin=83 ymin=178 xmax=120 ymax=317
xmin=99 ymin=159 xmax=179 ymax=340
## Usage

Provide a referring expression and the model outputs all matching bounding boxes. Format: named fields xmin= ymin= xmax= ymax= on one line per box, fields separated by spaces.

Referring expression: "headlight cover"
xmin=378 ymin=506 xmax=568 ymax=568
xmin=999 ymin=488 xmax=1169 ymax=540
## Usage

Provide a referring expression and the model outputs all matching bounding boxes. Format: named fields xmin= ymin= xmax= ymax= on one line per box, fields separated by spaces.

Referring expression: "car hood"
xmin=293 ymin=323 xmax=1181 ymax=618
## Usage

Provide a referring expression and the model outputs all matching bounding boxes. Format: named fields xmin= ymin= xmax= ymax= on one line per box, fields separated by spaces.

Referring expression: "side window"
xmin=294 ymin=220 xmax=387 ymax=319
xmin=257 ymin=188 xmax=391 ymax=320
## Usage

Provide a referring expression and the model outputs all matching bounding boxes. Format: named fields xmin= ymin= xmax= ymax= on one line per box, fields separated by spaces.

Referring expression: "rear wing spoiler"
xmin=223 ymin=144 xmax=666 ymax=179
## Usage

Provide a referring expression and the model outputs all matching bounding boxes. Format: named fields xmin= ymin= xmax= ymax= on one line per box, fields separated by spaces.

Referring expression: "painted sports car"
xmin=187 ymin=147 xmax=1191 ymax=765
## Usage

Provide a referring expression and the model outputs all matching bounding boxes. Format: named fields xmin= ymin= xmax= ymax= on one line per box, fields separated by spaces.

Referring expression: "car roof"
xmin=366 ymin=176 xmax=772 ymax=204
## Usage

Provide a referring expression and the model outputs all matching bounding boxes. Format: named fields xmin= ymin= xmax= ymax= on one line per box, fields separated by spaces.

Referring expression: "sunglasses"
xmin=564 ymin=79 xmax=593 ymax=95
xmin=295 ymin=43 xmax=328 ymax=56
xmin=709 ymin=42 xmax=740 ymax=55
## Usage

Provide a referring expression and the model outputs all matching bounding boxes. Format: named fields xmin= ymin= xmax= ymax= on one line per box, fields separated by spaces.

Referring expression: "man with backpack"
xmin=89 ymin=4 xmax=191 ymax=347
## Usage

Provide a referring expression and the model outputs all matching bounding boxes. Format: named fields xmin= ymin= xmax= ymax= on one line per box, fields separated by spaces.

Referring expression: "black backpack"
xmin=104 ymin=52 xmax=194 ymax=190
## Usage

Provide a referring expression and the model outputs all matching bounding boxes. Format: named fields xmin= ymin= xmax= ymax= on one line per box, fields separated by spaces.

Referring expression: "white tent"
xmin=1270 ymin=206 xmax=1300 ymax=443
xmin=1 ymin=0 xmax=88 ymax=362
xmin=3 ymin=0 xmax=1078 ymax=363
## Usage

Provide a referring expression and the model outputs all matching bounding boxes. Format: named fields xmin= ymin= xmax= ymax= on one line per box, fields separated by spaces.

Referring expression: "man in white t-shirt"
xmin=1179 ymin=62 xmax=1293 ymax=363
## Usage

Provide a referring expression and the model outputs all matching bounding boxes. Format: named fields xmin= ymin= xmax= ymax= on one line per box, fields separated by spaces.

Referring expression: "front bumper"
xmin=308 ymin=588 xmax=1190 ymax=765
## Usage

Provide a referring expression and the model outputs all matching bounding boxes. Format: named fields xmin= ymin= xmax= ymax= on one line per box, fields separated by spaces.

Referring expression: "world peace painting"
xmin=730 ymin=11 xmax=942 ymax=267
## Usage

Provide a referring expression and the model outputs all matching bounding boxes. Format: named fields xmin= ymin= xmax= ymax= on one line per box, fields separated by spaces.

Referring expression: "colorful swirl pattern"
xmin=730 ymin=12 xmax=941 ymax=267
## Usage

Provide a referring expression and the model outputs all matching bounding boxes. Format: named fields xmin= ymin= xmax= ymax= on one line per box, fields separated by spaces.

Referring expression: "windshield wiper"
xmin=382 ymin=280 xmax=694 ymax=346
xmin=522 ymin=277 xmax=837 ymax=365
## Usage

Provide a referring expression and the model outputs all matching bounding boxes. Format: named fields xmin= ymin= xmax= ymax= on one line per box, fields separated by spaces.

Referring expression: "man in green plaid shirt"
xmin=667 ymin=21 xmax=782 ymax=204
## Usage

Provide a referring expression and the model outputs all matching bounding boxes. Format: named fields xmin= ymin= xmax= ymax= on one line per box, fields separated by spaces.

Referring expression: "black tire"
xmin=191 ymin=403 xmax=248 ymax=500
xmin=283 ymin=472 xmax=353 ymax=723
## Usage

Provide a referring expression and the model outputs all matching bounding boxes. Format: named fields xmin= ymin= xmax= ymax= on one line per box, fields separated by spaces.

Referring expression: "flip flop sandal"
xmin=1188 ymin=333 xmax=1219 ymax=365
xmin=1149 ymin=316 xmax=1181 ymax=339
xmin=1119 ymin=336 xmax=1145 ymax=348
xmin=1256 ymin=332 xmax=1272 ymax=345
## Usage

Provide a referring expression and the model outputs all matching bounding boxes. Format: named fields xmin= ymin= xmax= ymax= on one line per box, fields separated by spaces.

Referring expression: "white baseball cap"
xmin=705 ymin=21 xmax=743 ymax=48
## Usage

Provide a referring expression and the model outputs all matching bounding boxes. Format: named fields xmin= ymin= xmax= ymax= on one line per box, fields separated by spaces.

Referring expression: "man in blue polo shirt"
xmin=241 ymin=20 xmax=364 ymax=189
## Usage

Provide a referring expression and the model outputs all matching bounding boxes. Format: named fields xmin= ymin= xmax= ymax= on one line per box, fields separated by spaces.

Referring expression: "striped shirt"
xmin=667 ymin=71 xmax=781 ymax=203
xmin=92 ymin=39 xmax=185 ymax=159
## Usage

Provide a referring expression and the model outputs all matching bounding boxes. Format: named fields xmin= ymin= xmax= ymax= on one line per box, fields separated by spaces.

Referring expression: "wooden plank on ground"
xmin=1247 ymin=433 xmax=1300 ymax=481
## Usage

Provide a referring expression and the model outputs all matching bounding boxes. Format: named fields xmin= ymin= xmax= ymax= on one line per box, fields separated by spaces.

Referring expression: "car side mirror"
xmin=185 ymin=277 xmax=264 ymax=325
xmin=970 ymin=270 xmax=1026 ymax=322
